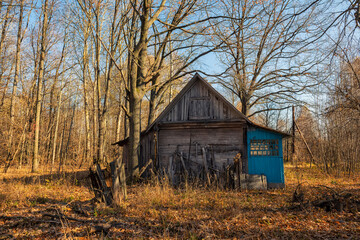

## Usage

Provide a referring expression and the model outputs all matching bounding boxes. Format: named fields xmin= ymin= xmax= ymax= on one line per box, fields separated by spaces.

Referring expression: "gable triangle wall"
xmin=157 ymin=74 xmax=245 ymax=123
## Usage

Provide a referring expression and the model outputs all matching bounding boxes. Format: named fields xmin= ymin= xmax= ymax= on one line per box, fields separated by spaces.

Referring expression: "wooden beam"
xmin=158 ymin=121 xmax=246 ymax=130
xmin=168 ymin=156 xmax=174 ymax=185
xmin=139 ymin=159 xmax=153 ymax=177
xmin=202 ymin=147 xmax=211 ymax=186
xmin=95 ymin=163 xmax=113 ymax=206
xmin=294 ymin=121 xmax=316 ymax=168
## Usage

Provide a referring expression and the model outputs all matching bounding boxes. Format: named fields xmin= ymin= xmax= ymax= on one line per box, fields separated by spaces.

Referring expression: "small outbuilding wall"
xmin=247 ymin=127 xmax=285 ymax=188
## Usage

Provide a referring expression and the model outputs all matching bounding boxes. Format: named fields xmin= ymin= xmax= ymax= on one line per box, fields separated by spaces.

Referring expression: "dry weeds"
xmin=0 ymin=164 xmax=359 ymax=239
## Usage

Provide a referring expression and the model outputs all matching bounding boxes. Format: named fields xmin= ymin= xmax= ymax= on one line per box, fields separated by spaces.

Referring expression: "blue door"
xmin=247 ymin=128 xmax=284 ymax=185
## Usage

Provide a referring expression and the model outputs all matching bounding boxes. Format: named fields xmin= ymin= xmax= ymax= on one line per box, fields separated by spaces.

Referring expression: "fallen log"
xmin=291 ymin=184 xmax=359 ymax=212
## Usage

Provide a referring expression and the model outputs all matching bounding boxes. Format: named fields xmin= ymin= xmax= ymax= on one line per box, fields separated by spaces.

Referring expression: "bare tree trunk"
xmin=128 ymin=93 xmax=142 ymax=178
xmin=147 ymin=87 xmax=157 ymax=126
xmin=128 ymin=1 xmax=146 ymax=179
xmin=46 ymin=29 xmax=67 ymax=161
xmin=241 ymin=96 xmax=249 ymax=116
xmin=0 ymin=0 xmax=14 ymax=65
xmin=25 ymin=21 xmax=42 ymax=167
xmin=77 ymin=124 xmax=83 ymax=167
xmin=58 ymin=109 xmax=68 ymax=173
xmin=82 ymin=16 xmax=91 ymax=166
xmin=92 ymin=84 xmax=97 ymax=163
xmin=4 ymin=122 xmax=28 ymax=173
xmin=127 ymin=0 xmax=167 ymax=178
xmin=116 ymin=107 xmax=123 ymax=142
xmin=63 ymin=102 xmax=76 ymax=167
xmin=98 ymin=0 xmax=120 ymax=163
xmin=33 ymin=0 xmax=49 ymax=173
xmin=6 ymin=0 xmax=24 ymax=170
xmin=50 ymin=79 xmax=63 ymax=174
xmin=94 ymin=3 xmax=101 ymax=163
xmin=0 ymin=0 xmax=14 ymax=105
xmin=112 ymin=158 xmax=127 ymax=206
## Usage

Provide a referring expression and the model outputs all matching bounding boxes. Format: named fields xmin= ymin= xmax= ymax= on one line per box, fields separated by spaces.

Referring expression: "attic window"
xmin=250 ymin=139 xmax=279 ymax=156
xmin=189 ymin=97 xmax=210 ymax=120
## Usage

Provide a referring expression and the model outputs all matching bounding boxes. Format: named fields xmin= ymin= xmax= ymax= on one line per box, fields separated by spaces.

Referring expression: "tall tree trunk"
xmin=83 ymin=76 xmax=91 ymax=164
xmin=241 ymin=95 xmax=249 ymax=116
xmin=98 ymin=0 xmax=120 ymax=163
xmin=128 ymin=49 xmax=147 ymax=178
xmin=33 ymin=0 xmax=49 ymax=173
xmin=82 ymin=13 xmax=91 ymax=166
xmin=7 ymin=0 xmax=24 ymax=170
xmin=128 ymin=92 xmax=142 ymax=178
xmin=50 ymin=79 xmax=63 ymax=174
xmin=63 ymin=103 xmax=76 ymax=167
xmin=83 ymin=91 xmax=91 ymax=164
xmin=92 ymin=84 xmax=97 ymax=163
xmin=25 ymin=21 xmax=42 ymax=166
xmin=127 ymin=0 xmax=166 ymax=178
xmin=94 ymin=3 xmax=101 ymax=162
xmin=147 ymin=87 xmax=157 ymax=126
xmin=0 ymin=0 xmax=13 ymax=62
xmin=0 ymin=0 xmax=14 ymax=87
xmin=58 ymin=110 xmax=67 ymax=173
xmin=46 ymin=30 xmax=67 ymax=161
xmin=116 ymin=107 xmax=123 ymax=142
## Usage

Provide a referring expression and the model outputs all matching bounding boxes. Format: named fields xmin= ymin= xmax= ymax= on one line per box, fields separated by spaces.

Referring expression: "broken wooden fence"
xmin=165 ymin=147 xmax=266 ymax=190
xmin=89 ymin=161 xmax=127 ymax=206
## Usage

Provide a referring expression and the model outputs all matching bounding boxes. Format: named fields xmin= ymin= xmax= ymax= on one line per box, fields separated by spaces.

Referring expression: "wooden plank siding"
xmin=161 ymin=80 xmax=241 ymax=123
xmin=157 ymin=126 xmax=247 ymax=171
xmin=139 ymin=131 xmax=155 ymax=170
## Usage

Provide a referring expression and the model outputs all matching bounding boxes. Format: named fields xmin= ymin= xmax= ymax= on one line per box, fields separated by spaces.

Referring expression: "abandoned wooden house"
xmin=115 ymin=73 xmax=289 ymax=189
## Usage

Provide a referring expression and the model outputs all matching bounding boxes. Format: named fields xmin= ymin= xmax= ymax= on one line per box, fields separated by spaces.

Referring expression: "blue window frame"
xmin=250 ymin=139 xmax=279 ymax=156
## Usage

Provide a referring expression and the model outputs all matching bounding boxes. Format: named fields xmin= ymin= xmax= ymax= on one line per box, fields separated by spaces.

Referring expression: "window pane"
xmin=250 ymin=138 xmax=280 ymax=157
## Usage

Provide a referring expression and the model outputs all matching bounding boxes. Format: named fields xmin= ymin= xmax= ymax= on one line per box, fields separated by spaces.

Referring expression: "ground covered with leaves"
xmin=0 ymin=164 xmax=359 ymax=239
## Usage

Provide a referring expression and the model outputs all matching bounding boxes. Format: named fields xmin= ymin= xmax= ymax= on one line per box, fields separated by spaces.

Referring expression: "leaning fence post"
xmin=202 ymin=147 xmax=211 ymax=186
xmin=168 ymin=156 xmax=174 ymax=185
xmin=111 ymin=159 xmax=127 ymax=206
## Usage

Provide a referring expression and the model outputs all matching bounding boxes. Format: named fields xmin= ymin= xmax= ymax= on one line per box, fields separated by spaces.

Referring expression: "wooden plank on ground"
xmin=95 ymin=163 xmax=112 ymax=206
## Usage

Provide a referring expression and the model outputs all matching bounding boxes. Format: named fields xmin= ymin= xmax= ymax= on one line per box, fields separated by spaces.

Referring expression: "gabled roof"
xmin=145 ymin=73 xmax=250 ymax=131
xmin=249 ymin=122 xmax=291 ymax=137
xmin=113 ymin=74 xmax=290 ymax=146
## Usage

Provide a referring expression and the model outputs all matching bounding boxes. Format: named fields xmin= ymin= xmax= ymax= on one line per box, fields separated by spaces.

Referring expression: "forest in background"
xmin=0 ymin=0 xmax=359 ymax=176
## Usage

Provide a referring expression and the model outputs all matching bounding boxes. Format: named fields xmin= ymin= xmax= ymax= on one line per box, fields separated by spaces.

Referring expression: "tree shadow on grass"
xmin=2 ymin=170 xmax=91 ymax=187
xmin=1 ymin=194 xmax=359 ymax=239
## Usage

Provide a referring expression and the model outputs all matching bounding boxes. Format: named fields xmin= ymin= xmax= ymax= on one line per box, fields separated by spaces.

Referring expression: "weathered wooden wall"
xmin=157 ymin=126 xmax=246 ymax=172
xmin=139 ymin=132 xmax=155 ymax=169
xmin=161 ymin=80 xmax=241 ymax=122
xmin=122 ymin=132 xmax=155 ymax=175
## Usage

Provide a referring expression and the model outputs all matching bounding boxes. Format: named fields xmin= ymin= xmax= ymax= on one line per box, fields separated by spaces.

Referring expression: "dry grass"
xmin=0 ymin=164 xmax=359 ymax=239
xmin=0 ymin=167 xmax=91 ymax=210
